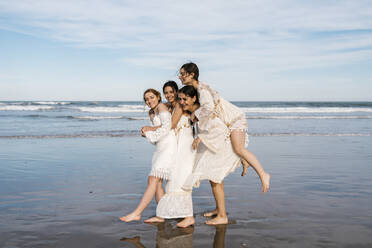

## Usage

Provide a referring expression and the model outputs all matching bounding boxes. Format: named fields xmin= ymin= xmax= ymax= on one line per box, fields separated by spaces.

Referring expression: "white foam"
xmin=76 ymin=105 xmax=149 ymax=113
xmin=250 ymin=133 xmax=372 ymax=137
xmin=241 ymin=107 xmax=372 ymax=114
xmin=33 ymin=101 xmax=71 ymax=105
xmin=1 ymin=132 xmax=370 ymax=139
xmin=246 ymin=115 xmax=372 ymax=119
xmin=0 ymin=105 xmax=54 ymax=111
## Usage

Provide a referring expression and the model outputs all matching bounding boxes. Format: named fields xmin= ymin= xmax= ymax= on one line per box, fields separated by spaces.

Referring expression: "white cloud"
xmin=0 ymin=0 xmax=372 ymax=100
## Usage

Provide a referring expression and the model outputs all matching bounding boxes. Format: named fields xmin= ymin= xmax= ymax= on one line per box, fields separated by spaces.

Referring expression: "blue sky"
xmin=0 ymin=0 xmax=371 ymax=101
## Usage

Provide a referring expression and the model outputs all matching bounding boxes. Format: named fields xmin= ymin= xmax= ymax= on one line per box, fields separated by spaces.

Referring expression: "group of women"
xmin=119 ymin=62 xmax=270 ymax=227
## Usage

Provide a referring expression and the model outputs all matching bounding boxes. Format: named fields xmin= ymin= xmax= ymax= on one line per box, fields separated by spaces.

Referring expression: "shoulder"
xmin=157 ymin=103 xmax=169 ymax=112
xmin=174 ymin=102 xmax=182 ymax=111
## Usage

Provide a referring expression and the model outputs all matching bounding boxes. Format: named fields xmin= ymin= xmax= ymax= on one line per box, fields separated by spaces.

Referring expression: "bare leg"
xmin=155 ymin=180 xmax=165 ymax=203
xmin=177 ymin=216 xmax=195 ymax=228
xmin=230 ymin=130 xmax=270 ymax=194
xmin=120 ymin=176 xmax=162 ymax=222
xmin=206 ymin=181 xmax=228 ymax=225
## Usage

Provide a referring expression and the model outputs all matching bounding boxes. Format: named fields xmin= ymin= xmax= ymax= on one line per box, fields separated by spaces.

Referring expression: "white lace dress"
xmin=195 ymin=82 xmax=248 ymax=136
xmin=156 ymin=115 xmax=195 ymax=218
xmin=145 ymin=111 xmax=177 ymax=180
xmin=183 ymin=82 xmax=248 ymax=190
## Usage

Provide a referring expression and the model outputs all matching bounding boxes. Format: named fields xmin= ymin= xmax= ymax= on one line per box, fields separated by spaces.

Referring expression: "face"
xmin=163 ymin=86 xmax=177 ymax=104
xmin=178 ymin=68 xmax=194 ymax=85
xmin=178 ymin=92 xmax=196 ymax=111
xmin=144 ymin=92 xmax=160 ymax=109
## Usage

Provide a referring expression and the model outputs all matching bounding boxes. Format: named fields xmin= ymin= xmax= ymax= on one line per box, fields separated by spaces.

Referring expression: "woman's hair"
xmin=143 ymin=88 xmax=162 ymax=102
xmin=162 ymin=80 xmax=178 ymax=93
xmin=178 ymin=85 xmax=199 ymax=104
xmin=180 ymin=62 xmax=199 ymax=81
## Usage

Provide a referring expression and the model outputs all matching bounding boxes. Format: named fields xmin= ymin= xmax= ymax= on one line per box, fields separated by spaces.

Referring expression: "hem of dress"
xmin=157 ymin=214 xmax=194 ymax=219
xmin=182 ymin=162 xmax=241 ymax=191
xmin=149 ymin=169 xmax=170 ymax=180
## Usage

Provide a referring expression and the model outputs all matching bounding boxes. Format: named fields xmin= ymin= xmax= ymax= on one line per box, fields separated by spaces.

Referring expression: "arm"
xmin=144 ymin=104 xmax=172 ymax=143
xmin=143 ymin=103 xmax=180 ymax=132
xmin=141 ymin=111 xmax=159 ymax=135
xmin=194 ymin=87 xmax=216 ymax=131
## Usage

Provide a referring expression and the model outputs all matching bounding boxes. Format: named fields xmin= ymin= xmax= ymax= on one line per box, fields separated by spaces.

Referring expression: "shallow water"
xmin=1 ymin=101 xmax=372 ymax=138
xmin=0 ymin=136 xmax=371 ymax=247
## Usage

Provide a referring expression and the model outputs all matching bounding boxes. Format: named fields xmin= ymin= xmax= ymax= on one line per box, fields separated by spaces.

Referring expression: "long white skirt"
xmin=156 ymin=115 xmax=195 ymax=218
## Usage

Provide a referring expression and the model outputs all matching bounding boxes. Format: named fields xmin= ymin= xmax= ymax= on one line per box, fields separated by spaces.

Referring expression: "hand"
xmin=141 ymin=126 xmax=152 ymax=137
xmin=192 ymin=137 xmax=201 ymax=150
xmin=140 ymin=128 xmax=146 ymax=137
xmin=190 ymin=112 xmax=198 ymax=123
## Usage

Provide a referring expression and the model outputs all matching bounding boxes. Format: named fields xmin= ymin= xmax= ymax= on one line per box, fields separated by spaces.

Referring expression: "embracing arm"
xmin=144 ymin=104 xmax=172 ymax=143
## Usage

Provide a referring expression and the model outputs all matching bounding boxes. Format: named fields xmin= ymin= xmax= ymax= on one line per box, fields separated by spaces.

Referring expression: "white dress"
xmin=183 ymin=117 xmax=241 ymax=190
xmin=183 ymin=82 xmax=247 ymax=190
xmin=156 ymin=115 xmax=195 ymax=218
xmin=196 ymin=82 xmax=248 ymax=135
xmin=145 ymin=111 xmax=177 ymax=180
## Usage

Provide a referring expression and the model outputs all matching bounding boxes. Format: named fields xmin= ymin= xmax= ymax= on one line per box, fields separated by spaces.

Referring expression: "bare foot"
xmin=241 ymin=159 xmax=251 ymax=176
xmin=144 ymin=216 xmax=164 ymax=223
xmin=119 ymin=212 xmax=141 ymax=222
xmin=261 ymin=172 xmax=271 ymax=194
xmin=177 ymin=216 xmax=195 ymax=228
xmin=203 ymin=209 xmax=218 ymax=217
xmin=205 ymin=216 xmax=228 ymax=225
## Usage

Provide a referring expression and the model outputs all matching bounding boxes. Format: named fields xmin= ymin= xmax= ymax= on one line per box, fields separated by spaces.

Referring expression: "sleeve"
xmin=145 ymin=111 xmax=172 ymax=144
xmin=194 ymin=88 xmax=216 ymax=131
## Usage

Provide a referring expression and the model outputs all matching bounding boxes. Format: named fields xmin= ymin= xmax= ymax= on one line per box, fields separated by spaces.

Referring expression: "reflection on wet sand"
xmin=213 ymin=224 xmax=227 ymax=248
xmin=120 ymin=222 xmax=228 ymax=248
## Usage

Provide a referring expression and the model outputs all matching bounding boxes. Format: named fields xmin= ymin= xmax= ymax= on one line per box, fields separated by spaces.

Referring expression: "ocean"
xmin=1 ymin=101 xmax=371 ymax=138
xmin=1 ymin=100 xmax=372 ymax=247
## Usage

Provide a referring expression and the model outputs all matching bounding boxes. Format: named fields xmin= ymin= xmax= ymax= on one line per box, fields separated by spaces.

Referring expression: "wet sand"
xmin=0 ymin=136 xmax=372 ymax=247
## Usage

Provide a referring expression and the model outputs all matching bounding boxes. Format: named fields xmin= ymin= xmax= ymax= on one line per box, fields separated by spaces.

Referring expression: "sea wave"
xmin=249 ymin=133 xmax=372 ymax=137
xmin=33 ymin=101 xmax=71 ymax=105
xmin=0 ymin=106 xmax=54 ymax=111
xmin=246 ymin=115 xmax=372 ymax=119
xmin=76 ymin=105 xmax=149 ymax=113
xmin=1 ymin=132 xmax=370 ymax=139
xmin=241 ymin=107 xmax=372 ymax=113
xmin=72 ymin=116 xmax=147 ymax=120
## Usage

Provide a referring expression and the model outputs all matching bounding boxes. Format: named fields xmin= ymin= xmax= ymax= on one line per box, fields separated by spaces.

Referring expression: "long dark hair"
xmin=162 ymin=80 xmax=178 ymax=93
xmin=178 ymin=85 xmax=199 ymax=104
xmin=180 ymin=62 xmax=199 ymax=81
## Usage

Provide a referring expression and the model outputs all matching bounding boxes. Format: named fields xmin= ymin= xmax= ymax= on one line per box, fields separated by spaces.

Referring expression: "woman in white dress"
xmin=120 ymin=88 xmax=177 ymax=222
xmin=179 ymin=62 xmax=270 ymax=225
xmin=179 ymin=86 xmax=242 ymax=225
xmin=144 ymin=81 xmax=196 ymax=228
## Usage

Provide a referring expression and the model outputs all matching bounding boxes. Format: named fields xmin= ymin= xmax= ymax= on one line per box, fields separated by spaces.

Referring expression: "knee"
xmin=148 ymin=176 xmax=161 ymax=184
xmin=233 ymin=146 xmax=245 ymax=157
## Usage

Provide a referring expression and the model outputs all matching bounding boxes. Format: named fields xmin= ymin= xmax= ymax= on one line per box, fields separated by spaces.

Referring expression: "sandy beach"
xmin=1 ymin=135 xmax=371 ymax=247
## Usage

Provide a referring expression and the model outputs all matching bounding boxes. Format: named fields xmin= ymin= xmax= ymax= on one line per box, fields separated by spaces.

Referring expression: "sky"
xmin=0 ymin=0 xmax=371 ymax=101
